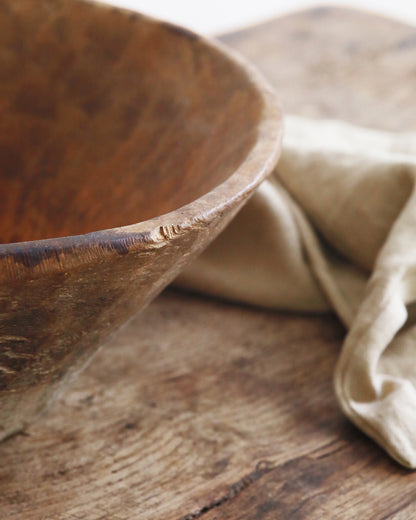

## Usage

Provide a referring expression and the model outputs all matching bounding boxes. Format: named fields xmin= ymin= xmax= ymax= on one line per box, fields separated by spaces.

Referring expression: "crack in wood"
xmin=178 ymin=460 xmax=275 ymax=520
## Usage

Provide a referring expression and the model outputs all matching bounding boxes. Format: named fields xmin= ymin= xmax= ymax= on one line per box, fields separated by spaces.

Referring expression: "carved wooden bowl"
xmin=0 ymin=0 xmax=282 ymax=440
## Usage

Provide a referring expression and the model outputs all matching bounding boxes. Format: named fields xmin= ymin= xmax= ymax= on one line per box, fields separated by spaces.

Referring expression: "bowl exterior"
xmin=0 ymin=199 xmax=250 ymax=439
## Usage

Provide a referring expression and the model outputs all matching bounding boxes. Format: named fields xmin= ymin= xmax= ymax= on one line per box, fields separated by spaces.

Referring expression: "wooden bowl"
xmin=0 ymin=0 xmax=282 ymax=440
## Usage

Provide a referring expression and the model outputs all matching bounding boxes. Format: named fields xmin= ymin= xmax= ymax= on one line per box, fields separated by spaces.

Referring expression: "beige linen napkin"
xmin=176 ymin=115 xmax=416 ymax=469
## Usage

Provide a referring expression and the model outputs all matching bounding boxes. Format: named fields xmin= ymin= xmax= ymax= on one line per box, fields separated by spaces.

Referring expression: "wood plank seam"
xmin=178 ymin=460 xmax=275 ymax=520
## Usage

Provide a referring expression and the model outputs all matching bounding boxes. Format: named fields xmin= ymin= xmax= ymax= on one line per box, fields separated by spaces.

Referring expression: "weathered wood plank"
xmin=1 ymin=291 xmax=348 ymax=519
xmin=222 ymin=6 xmax=416 ymax=132
xmin=2 ymin=6 xmax=416 ymax=519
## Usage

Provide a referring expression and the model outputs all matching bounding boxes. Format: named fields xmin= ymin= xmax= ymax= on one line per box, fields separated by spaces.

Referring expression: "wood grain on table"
xmin=2 ymin=7 xmax=416 ymax=519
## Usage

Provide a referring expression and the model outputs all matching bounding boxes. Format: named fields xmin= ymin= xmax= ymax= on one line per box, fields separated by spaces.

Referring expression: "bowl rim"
xmin=0 ymin=2 xmax=283 ymax=271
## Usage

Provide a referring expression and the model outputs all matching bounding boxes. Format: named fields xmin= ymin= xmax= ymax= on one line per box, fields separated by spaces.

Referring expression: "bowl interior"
xmin=0 ymin=0 xmax=263 ymax=244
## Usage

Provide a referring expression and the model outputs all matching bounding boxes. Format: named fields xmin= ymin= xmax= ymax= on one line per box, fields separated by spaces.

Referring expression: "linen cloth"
xmin=176 ymin=115 xmax=416 ymax=468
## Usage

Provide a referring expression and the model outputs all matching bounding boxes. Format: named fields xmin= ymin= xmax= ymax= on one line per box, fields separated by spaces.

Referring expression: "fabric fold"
xmin=176 ymin=115 xmax=416 ymax=468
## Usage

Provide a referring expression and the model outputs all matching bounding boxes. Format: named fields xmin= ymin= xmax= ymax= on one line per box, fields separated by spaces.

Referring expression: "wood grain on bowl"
xmin=0 ymin=0 xmax=282 ymax=440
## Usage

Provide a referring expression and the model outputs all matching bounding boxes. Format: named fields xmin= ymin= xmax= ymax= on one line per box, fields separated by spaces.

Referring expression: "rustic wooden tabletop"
xmin=3 ymin=7 xmax=416 ymax=519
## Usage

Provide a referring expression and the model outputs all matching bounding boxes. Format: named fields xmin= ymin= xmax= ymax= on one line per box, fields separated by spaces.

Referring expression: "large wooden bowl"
xmin=0 ymin=0 xmax=282 ymax=440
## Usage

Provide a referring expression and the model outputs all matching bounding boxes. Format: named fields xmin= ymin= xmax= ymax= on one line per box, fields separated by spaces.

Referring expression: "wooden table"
xmin=2 ymin=7 xmax=416 ymax=519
